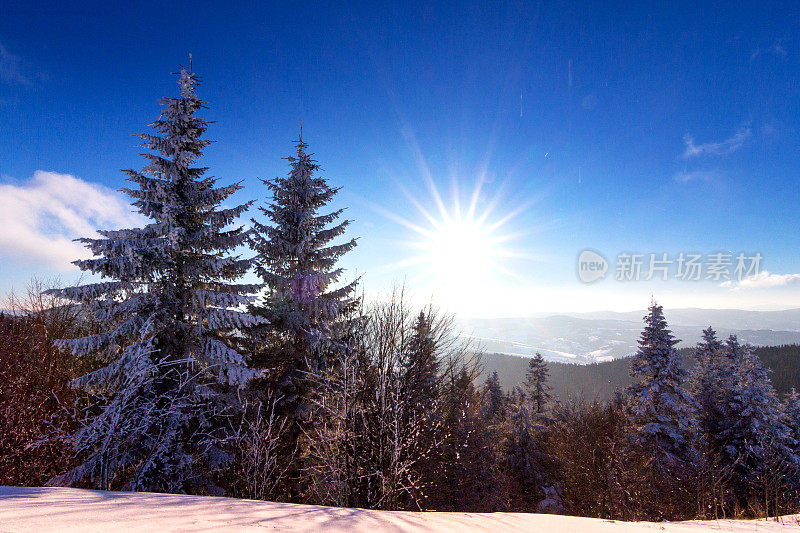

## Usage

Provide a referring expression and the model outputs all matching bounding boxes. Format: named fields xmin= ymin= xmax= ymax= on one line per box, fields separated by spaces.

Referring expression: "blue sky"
xmin=1 ymin=1 xmax=799 ymax=315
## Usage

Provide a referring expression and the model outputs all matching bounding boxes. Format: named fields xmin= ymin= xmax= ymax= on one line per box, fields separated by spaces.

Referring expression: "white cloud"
xmin=721 ymin=270 xmax=800 ymax=290
xmin=681 ymin=127 xmax=751 ymax=159
xmin=0 ymin=171 xmax=144 ymax=270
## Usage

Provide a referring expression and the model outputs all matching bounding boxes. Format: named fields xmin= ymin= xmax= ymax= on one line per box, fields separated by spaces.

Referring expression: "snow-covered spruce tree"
xmin=784 ymin=389 xmax=800 ymax=505
xmin=523 ymin=352 xmax=551 ymax=415
xmin=627 ymin=301 xmax=696 ymax=474
xmin=689 ymin=328 xmax=742 ymax=514
xmin=718 ymin=338 xmax=797 ymax=506
xmin=696 ymin=326 xmax=724 ymax=367
xmin=690 ymin=327 xmax=728 ymax=450
xmin=248 ymin=133 xmax=358 ymax=423
xmin=48 ymin=66 xmax=263 ymax=493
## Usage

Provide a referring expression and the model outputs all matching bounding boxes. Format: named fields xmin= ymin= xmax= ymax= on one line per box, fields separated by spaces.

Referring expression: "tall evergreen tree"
xmin=523 ymin=352 xmax=551 ymax=415
xmin=719 ymin=339 xmax=797 ymax=501
xmin=690 ymin=326 xmax=728 ymax=454
xmin=249 ymin=133 xmax=358 ymax=422
xmin=48 ymin=65 xmax=263 ymax=492
xmin=627 ymin=301 xmax=696 ymax=472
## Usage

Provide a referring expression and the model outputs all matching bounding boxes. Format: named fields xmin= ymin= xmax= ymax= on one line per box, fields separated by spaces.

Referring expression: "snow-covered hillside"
xmin=459 ymin=308 xmax=800 ymax=363
xmin=1 ymin=486 xmax=798 ymax=533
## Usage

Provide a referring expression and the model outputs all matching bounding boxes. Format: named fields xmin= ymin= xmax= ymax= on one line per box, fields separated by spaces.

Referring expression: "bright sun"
xmin=425 ymin=216 xmax=498 ymax=287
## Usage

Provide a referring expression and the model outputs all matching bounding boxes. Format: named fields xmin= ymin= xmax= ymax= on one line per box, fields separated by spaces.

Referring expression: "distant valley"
xmin=459 ymin=307 xmax=800 ymax=364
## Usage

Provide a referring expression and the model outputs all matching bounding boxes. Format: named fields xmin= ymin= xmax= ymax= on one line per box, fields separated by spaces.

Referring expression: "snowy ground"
xmin=1 ymin=486 xmax=798 ymax=532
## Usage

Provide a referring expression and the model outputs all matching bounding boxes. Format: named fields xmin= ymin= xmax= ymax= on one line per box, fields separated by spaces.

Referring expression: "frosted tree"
xmin=47 ymin=65 xmax=263 ymax=493
xmin=501 ymin=391 xmax=553 ymax=511
xmin=627 ymin=301 xmax=696 ymax=473
xmin=690 ymin=327 xmax=728 ymax=450
xmin=304 ymin=296 xmax=449 ymax=510
xmin=249 ymin=132 xmax=358 ymax=423
xmin=785 ymin=389 xmax=800 ymax=457
xmin=523 ymin=352 xmax=551 ymax=415
xmin=784 ymin=389 xmax=800 ymax=498
xmin=697 ymin=326 xmax=724 ymax=364
xmin=718 ymin=339 xmax=797 ymax=501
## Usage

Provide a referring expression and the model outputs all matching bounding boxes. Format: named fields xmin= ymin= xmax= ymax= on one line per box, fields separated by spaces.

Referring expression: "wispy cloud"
xmin=751 ymin=41 xmax=788 ymax=62
xmin=673 ymin=169 xmax=718 ymax=183
xmin=0 ymin=171 xmax=143 ymax=270
xmin=721 ymin=271 xmax=800 ymax=290
xmin=0 ymin=42 xmax=31 ymax=86
xmin=681 ymin=126 xmax=751 ymax=159
xmin=771 ymin=42 xmax=788 ymax=58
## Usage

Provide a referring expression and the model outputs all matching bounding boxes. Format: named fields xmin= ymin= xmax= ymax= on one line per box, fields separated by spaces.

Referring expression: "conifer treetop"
xmin=249 ymin=132 xmax=358 ymax=341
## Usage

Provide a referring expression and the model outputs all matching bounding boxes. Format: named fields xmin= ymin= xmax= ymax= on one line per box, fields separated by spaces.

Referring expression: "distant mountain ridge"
xmin=459 ymin=307 xmax=800 ymax=364
xmin=567 ymin=307 xmax=800 ymax=331
xmin=481 ymin=344 xmax=800 ymax=401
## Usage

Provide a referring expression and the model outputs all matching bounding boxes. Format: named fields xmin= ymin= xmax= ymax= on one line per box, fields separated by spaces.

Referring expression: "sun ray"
xmin=371 ymin=254 xmax=432 ymax=272
xmin=358 ymin=194 xmax=433 ymax=237
xmin=486 ymin=198 xmax=537 ymax=232
xmin=398 ymin=183 xmax=443 ymax=230
xmin=401 ymin=124 xmax=449 ymax=222
xmin=466 ymin=173 xmax=486 ymax=221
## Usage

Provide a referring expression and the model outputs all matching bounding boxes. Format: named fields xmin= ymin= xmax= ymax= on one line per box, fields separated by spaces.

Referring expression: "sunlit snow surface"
xmin=1 ymin=487 xmax=798 ymax=532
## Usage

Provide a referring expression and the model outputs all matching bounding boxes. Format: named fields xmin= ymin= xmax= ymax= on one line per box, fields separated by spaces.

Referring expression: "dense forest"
xmin=484 ymin=344 xmax=800 ymax=401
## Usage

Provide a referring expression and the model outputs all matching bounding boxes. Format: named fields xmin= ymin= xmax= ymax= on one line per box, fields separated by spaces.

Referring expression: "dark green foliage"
xmin=523 ymin=352 xmax=551 ymax=414
xmin=427 ymin=366 xmax=507 ymax=512
xmin=482 ymin=371 xmax=505 ymax=421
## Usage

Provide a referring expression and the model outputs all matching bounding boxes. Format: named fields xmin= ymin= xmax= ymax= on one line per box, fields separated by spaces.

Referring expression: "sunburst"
xmin=370 ymin=177 xmax=530 ymax=313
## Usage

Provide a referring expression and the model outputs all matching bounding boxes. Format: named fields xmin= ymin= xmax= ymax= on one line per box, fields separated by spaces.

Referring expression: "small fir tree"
xmin=483 ymin=370 xmax=505 ymax=421
xmin=400 ymin=311 xmax=441 ymax=411
xmin=523 ymin=352 xmax=551 ymax=415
